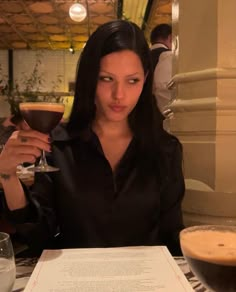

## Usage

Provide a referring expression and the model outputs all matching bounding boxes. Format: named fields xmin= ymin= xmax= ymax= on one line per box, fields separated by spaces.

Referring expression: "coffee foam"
xmin=20 ymin=102 xmax=64 ymax=113
xmin=181 ymin=230 xmax=236 ymax=266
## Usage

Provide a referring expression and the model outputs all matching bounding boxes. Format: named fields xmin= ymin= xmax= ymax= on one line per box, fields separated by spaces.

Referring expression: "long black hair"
xmin=67 ymin=19 xmax=171 ymax=166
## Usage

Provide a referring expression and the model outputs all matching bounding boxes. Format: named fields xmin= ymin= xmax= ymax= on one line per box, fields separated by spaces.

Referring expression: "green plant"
xmin=0 ymin=64 xmax=18 ymax=115
xmin=19 ymin=52 xmax=45 ymax=101
xmin=1 ymin=52 xmax=63 ymax=116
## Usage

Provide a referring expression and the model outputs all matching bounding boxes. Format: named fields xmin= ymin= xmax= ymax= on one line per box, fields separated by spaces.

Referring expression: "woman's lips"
xmin=109 ymin=105 xmax=126 ymax=112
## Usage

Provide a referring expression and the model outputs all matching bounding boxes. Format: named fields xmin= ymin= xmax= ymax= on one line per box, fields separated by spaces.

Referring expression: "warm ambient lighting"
xmin=69 ymin=3 xmax=87 ymax=22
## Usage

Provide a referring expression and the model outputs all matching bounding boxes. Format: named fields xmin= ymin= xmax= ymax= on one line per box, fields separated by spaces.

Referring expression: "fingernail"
xmin=48 ymin=137 xmax=53 ymax=143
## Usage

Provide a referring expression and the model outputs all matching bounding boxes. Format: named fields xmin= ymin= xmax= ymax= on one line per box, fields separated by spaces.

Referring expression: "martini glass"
xmin=19 ymin=102 xmax=64 ymax=172
xmin=180 ymin=225 xmax=236 ymax=292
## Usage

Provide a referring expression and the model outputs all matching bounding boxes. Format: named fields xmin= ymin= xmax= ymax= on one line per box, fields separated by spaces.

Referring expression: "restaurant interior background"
xmin=0 ymin=0 xmax=171 ymax=119
xmin=1 ymin=0 xmax=236 ymax=228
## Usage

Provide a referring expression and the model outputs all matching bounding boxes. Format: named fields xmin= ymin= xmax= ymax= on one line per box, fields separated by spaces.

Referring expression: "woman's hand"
xmin=0 ymin=130 xmax=51 ymax=176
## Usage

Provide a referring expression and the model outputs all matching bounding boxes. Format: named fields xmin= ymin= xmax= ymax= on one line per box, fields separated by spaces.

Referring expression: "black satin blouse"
xmin=6 ymin=127 xmax=185 ymax=256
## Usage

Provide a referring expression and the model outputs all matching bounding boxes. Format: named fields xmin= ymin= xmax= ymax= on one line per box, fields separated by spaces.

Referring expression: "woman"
xmin=0 ymin=20 xmax=185 ymax=256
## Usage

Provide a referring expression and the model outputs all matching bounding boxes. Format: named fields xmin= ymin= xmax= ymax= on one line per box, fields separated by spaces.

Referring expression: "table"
xmin=13 ymin=257 xmax=208 ymax=292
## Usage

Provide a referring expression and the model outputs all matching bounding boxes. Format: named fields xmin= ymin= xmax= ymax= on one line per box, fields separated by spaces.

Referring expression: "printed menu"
xmin=24 ymin=246 xmax=194 ymax=292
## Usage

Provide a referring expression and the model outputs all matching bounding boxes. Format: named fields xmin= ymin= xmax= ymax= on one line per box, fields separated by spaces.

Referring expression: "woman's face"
xmin=95 ymin=50 xmax=145 ymax=123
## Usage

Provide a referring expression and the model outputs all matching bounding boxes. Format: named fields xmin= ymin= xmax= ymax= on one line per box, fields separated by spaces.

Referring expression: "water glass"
xmin=0 ymin=232 xmax=16 ymax=292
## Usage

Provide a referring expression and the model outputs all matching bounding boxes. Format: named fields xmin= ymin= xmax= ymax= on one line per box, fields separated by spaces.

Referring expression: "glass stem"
xmin=38 ymin=150 xmax=48 ymax=169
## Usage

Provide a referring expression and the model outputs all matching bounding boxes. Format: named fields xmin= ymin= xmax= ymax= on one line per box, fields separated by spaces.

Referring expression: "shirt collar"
xmin=151 ymin=43 xmax=169 ymax=50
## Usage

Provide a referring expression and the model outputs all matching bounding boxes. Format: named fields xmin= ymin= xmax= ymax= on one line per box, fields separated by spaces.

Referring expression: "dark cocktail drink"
xmin=180 ymin=225 xmax=236 ymax=292
xmin=20 ymin=102 xmax=64 ymax=133
xmin=19 ymin=102 xmax=64 ymax=172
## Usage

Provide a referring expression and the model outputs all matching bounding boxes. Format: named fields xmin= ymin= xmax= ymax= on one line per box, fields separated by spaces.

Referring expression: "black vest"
xmin=151 ymin=47 xmax=170 ymax=69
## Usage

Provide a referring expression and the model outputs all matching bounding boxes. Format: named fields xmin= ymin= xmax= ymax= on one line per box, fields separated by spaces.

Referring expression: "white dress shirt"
xmin=151 ymin=43 xmax=173 ymax=113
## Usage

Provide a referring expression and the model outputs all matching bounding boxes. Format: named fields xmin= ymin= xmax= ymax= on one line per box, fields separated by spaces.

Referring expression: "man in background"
xmin=150 ymin=23 xmax=173 ymax=113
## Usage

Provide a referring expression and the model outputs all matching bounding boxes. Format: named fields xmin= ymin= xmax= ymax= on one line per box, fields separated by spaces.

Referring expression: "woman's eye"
xmin=99 ymin=76 xmax=112 ymax=82
xmin=128 ymin=78 xmax=140 ymax=84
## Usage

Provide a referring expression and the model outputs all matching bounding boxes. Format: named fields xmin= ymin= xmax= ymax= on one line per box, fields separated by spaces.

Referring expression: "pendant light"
xmin=69 ymin=3 xmax=87 ymax=22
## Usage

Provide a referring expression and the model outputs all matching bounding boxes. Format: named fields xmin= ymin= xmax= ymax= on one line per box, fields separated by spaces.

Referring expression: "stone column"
xmin=170 ymin=0 xmax=236 ymax=226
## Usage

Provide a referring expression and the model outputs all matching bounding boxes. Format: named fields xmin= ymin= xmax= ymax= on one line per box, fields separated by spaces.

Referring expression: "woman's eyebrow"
xmin=99 ymin=70 xmax=142 ymax=76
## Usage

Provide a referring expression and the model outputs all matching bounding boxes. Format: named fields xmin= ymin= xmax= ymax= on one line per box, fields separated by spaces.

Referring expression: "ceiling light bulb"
xmin=69 ymin=45 xmax=75 ymax=54
xmin=69 ymin=3 xmax=87 ymax=22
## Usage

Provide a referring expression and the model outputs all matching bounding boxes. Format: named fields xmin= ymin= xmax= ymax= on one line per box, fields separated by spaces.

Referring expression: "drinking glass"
xmin=19 ymin=102 xmax=65 ymax=172
xmin=180 ymin=225 xmax=236 ymax=292
xmin=0 ymin=232 xmax=16 ymax=292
